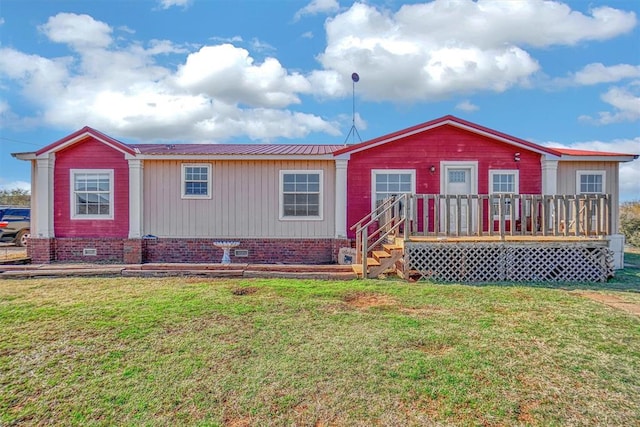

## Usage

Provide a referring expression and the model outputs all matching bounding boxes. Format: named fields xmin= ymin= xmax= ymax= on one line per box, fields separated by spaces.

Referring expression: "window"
xmin=577 ymin=171 xmax=605 ymax=194
xmin=71 ymin=169 xmax=114 ymax=219
xmin=489 ymin=170 xmax=519 ymax=218
xmin=182 ymin=164 xmax=212 ymax=199
xmin=371 ymin=170 xmax=415 ymax=209
xmin=280 ymin=171 xmax=323 ymax=220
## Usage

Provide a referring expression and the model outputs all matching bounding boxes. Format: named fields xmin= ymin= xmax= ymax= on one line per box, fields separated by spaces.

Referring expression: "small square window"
xmin=280 ymin=171 xmax=323 ymax=220
xmin=70 ymin=170 xmax=114 ymax=220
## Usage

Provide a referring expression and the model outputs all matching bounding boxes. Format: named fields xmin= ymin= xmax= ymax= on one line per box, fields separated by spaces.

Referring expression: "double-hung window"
xmin=182 ymin=164 xmax=212 ymax=199
xmin=371 ymin=170 xmax=415 ymax=210
xmin=576 ymin=170 xmax=605 ymax=222
xmin=280 ymin=170 xmax=323 ymax=220
xmin=71 ymin=169 xmax=114 ymax=219
xmin=577 ymin=171 xmax=605 ymax=194
xmin=490 ymin=170 xmax=519 ymax=219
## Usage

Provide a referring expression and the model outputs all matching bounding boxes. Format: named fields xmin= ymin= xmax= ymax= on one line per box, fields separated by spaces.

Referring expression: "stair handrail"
xmin=354 ymin=194 xmax=409 ymax=278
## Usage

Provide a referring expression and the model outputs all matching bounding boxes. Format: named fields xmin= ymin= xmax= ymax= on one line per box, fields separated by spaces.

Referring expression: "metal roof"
xmin=129 ymin=143 xmax=344 ymax=156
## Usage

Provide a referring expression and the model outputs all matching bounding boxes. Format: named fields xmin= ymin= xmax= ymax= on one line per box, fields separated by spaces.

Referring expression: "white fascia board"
xmin=559 ymin=155 xmax=638 ymax=162
xmin=12 ymin=152 xmax=37 ymax=160
xmin=345 ymin=119 xmax=557 ymax=157
xmin=38 ymin=132 xmax=133 ymax=157
xmin=134 ymin=154 xmax=337 ymax=161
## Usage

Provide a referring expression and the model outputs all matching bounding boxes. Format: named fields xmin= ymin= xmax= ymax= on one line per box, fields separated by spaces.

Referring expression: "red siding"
xmin=346 ymin=125 xmax=542 ymax=237
xmin=54 ymin=137 xmax=129 ymax=238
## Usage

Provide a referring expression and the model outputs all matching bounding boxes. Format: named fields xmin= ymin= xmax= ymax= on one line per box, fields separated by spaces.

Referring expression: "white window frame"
xmin=279 ymin=170 xmax=323 ymax=221
xmin=576 ymin=170 xmax=605 ymax=194
xmin=371 ymin=169 xmax=416 ymax=211
xmin=181 ymin=163 xmax=212 ymax=199
xmin=70 ymin=169 xmax=114 ymax=220
xmin=489 ymin=170 xmax=520 ymax=219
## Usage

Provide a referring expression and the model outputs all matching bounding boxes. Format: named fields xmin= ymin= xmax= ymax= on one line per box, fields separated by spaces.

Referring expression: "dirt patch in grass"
xmin=342 ymin=291 xmax=397 ymax=309
xmin=578 ymin=292 xmax=640 ymax=316
xmin=231 ymin=286 xmax=258 ymax=296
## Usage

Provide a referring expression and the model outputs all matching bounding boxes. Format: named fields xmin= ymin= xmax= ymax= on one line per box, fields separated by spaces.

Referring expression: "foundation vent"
xmin=234 ymin=249 xmax=249 ymax=258
xmin=83 ymin=248 xmax=97 ymax=256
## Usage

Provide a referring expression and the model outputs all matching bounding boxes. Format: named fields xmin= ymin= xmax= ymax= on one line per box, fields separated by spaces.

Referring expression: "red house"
xmin=13 ymin=115 xmax=637 ymax=282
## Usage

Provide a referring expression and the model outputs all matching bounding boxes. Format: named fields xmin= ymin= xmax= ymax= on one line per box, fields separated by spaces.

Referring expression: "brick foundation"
xmin=143 ymin=238 xmax=350 ymax=264
xmin=28 ymin=238 xmax=55 ymax=263
xmin=54 ymin=238 xmax=124 ymax=263
xmin=27 ymin=237 xmax=352 ymax=265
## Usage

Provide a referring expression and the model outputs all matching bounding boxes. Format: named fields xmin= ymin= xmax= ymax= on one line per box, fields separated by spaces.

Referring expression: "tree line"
xmin=0 ymin=188 xmax=30 ymax=207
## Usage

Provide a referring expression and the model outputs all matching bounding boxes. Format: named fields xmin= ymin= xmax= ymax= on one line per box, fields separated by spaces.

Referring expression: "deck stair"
xmin=353 ymin=241 xmax=405 ymax=279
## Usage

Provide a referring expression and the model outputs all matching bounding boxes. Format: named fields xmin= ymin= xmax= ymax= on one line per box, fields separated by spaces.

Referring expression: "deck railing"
xmin=407 ymin=193 xmax=612 ymax=238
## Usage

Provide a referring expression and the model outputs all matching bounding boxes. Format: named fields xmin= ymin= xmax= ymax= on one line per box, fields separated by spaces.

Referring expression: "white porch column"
xmin=35 ymin=154 xmax=55 ymax=238
xmin=541 ymin=158 xmax=558 ymax=195
xmin=128 ymin=158 xmax=143 ymax=239
xmin=334 ymin=158 xmax=348 ymax=238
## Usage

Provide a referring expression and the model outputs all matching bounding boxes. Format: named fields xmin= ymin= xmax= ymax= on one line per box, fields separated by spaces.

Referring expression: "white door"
xmin=442 ymin=167 xmax=473 ymax=233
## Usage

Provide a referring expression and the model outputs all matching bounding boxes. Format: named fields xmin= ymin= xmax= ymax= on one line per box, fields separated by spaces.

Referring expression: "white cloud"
xmin=158 ymin=0 xmax=191 ymax=10
xmin=0 ymin=13 xmax=338 ymax=143
xmin=302 ymin=31 xmax=314 ymax=39
xmin=311 ymin=1 xmax=637 ymax=102
xmin=456 ymin=100 xmax=479 ymax=112
xmin=573 ymin=63 xmax=640 ymax=85
xmin=294 ymin=0 xmax=340 ymax=21
xmin=39 ymin=13 xmax=113 ymax=50
xmin=579 ymin=85 xmax=640 ymax=124
xmin=546 ymin=138 xmax=640 ymax=202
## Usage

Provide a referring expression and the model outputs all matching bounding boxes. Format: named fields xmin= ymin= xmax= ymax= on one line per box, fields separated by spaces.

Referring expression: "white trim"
xmin=70 ymin=169 xmax=115 ymax=220
xmin=344 ymin=120 xmax=560 ymax=157
xmin=489 ymin=169 xmax=520 ymax=220
xmin=370 ymin=169 xmax=416 ymax=211
xmin=128 ymin=159 xmax=143 ymax=238
xmin=440 ymin=161 xmax=478 ymax=233
xmin=181 ymin=163 xmax=212 ymax=199
xmin=35 ymin=155 xmax=55 ymax=238
xmin=576 ymin=170 xmax=606 ymax=194
xmin=541 ymin=158 xmax=558 ymax=195
xmin=561 ymin=155 xmax=636 ymax=162
xmin=279 ymin=170 xmax=324 ymax=221
xmin=440 ymin=161 xmax=478 ymax=194
xmin=334 ymin=159 xmax=348 ymax=237
xmin=39 ymin=131 xmax=133 ymax=157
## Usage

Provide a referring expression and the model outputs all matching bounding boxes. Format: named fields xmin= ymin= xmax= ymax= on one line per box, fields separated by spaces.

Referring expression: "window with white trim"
xmin=182 ymin=164 xmax=212 ymax=199
xmin=371 ymin=170 xmax=415 ymax=209
xmin=577 ymin=171 xmax=605 ymax=194
xmin=489 ymin=170 xmax=519 ymax=218
xmin=280 ymin=170 xmax=323 ymax=220
xmin=71 ymin=169 xmax=114 ymax=219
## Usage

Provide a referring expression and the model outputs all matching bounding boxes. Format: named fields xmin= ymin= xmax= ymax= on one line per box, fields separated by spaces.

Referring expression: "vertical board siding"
xmin=345 ymin=125 xmax=543 ymax=238
xmin=557 ymin=161 xmax=620 ymax=233
xmin=54 ymin=137 xmax=129 ymax=238
xmin=144 ymin=160 xmax=336 ymax=238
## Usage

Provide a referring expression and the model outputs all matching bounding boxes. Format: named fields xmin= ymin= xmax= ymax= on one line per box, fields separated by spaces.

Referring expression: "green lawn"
xmin=1 ymin=276 xmax=639 ymax=426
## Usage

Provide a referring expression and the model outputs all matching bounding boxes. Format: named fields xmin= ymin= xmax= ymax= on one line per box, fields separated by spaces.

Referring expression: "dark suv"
xmin=0 ymin=208 xmax=31 ymax=247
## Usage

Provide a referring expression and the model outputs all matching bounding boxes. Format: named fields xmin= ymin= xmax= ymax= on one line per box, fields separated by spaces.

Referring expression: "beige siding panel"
xmin=143 ymin=160 xmax=336 ymax=238
xmin=557 ymin=161 xmax=620 ymax=233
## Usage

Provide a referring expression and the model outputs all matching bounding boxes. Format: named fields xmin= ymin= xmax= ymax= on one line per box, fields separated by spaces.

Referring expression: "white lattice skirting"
xmin=405 ymin=242 xmax=614 ymax=283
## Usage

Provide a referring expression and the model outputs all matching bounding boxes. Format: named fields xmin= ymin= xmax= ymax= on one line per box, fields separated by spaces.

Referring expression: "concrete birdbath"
xmin=213 ymin=241 xmax=240 ymax=264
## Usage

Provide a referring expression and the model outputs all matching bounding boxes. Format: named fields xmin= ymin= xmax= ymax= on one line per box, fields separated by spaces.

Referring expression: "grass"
xmin=1 ymin=276 xmax=639 ymax=426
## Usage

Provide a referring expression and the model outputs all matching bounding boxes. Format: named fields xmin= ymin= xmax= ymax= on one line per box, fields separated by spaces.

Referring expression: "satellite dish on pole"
xmin=344 ymin=72 xmax=362 ymax=145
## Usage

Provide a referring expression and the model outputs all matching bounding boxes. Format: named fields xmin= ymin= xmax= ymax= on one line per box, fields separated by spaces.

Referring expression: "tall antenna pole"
xmin=344 ymin=72 xmax=362 ymax=145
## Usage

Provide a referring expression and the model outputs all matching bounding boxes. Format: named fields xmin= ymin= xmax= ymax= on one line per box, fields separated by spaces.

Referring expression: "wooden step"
xmin=366 ymin=257 xmax=380 ymax=267
xmin=382 ymin=244 xmax=403 ymax=252
xmin=372 ymin=250 xmax=391 ymax=262
xmin=352 ymin=264 xmax=364 ymax=277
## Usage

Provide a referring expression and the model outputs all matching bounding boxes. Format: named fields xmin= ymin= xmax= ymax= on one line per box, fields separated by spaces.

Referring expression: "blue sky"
xmin=1 ymin=0 xmax=639 ymax=200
